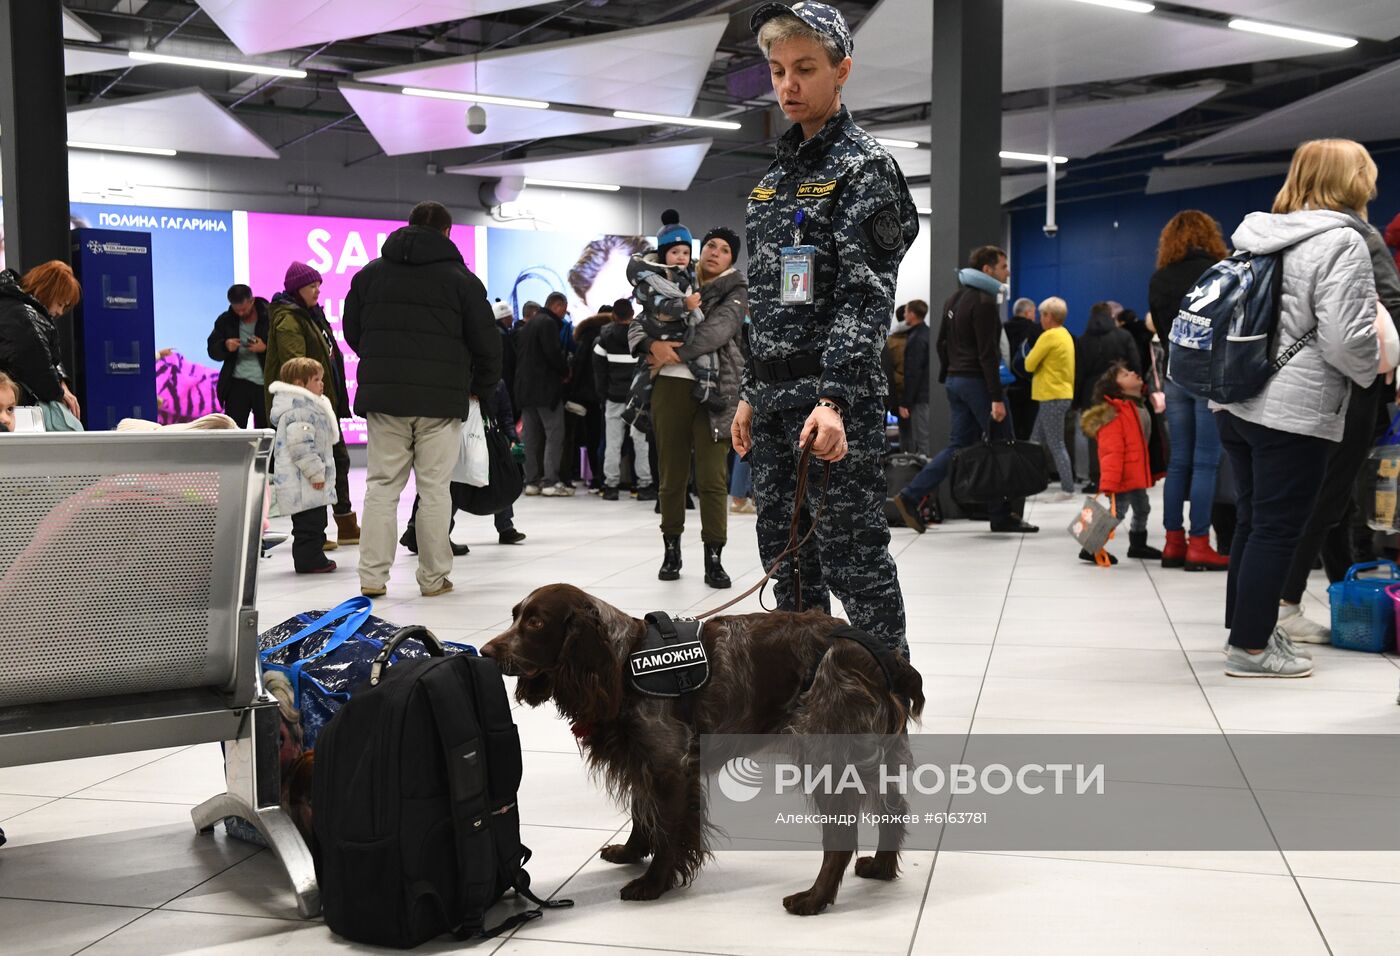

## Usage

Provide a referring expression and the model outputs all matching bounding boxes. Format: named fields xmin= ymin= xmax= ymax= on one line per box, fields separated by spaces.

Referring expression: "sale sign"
xmin=243 ymin=212 xmax=480 ymax=443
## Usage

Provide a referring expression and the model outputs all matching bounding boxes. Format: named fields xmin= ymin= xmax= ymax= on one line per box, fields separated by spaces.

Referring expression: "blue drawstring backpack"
xmin=257 ymin=597 xmax=475 ymax=749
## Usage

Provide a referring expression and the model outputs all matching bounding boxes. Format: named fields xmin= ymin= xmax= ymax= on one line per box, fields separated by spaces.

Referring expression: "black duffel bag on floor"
xmin=950 ymin=437 xmax=1049 ymax=504
xmin=314 ymin=626 xmax=571 ymax=947
xmin=452 ymin=417 xmax=524 ymax=516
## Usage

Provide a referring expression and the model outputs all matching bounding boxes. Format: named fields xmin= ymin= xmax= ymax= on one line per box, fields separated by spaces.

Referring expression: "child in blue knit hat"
xmin=624 ymin=210 xmax=723 ymax=425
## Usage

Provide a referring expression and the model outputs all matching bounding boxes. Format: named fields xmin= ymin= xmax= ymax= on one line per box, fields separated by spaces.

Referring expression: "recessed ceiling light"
xmin=1227 ymin=18 xmax=1358 ymax=49
xmin=523 ymin=178 xmax=621 ymax=192
xmin=1064 ymin=0 xmax=1155 ymax=13
xmin=128 ymin=50 xmax=306 ymax=78
xmin=877 ymin=137 xmax=922 ymax=150
xmin=1000 ymin=150 xmax=1069 ymax=164
xmin=68 ymin=140 xmax=177 ymax=156
xmin=613 ymin=110 xmax=742 ymax=131
xmin=402 ymin=87 xmax=550 ymax=110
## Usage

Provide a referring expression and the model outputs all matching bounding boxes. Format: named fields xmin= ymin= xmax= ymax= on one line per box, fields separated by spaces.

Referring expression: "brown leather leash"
xmin=692 ymin=434 xmax=832 ymax=620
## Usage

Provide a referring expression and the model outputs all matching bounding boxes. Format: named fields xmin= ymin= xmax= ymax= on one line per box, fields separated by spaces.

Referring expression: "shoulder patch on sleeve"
xmin=864 ymin=204 xmax=905 ymax=254
xmin=749 ymin=185 xmax=776 ymax=202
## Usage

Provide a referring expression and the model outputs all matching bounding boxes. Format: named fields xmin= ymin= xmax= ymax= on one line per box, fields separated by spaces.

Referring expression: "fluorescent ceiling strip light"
xmin=1000 ymin=150 xmax=1069 ymax=164
xmin=613 ymin=109 xmax=742 ymax=131
xmin=128 ymin=50 xmax=306 ymax=78
xmin=523 ymin=177 xmax=620 ymax=192
xmin=68 ymin=140 xmax=177 ymax=156
xmin=1227 ymin=18 xmax=1358 ymax=48
xmin=877 ymin=137 xmax=922 ymax=149
xmin=1064 ymin=0 xmax=1155 ymax=13
xmin=916 ymin=206 xmax=932 ymax=215
xmin=401 ymin=87 xmax=550 ymax=110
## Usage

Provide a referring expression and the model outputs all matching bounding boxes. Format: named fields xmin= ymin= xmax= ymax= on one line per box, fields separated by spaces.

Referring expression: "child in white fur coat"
xmin=269 ymin=357 xmax=339 ymax=574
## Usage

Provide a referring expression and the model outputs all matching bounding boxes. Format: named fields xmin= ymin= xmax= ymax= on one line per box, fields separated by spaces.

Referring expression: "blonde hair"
xmin=280 ymin=357 xmax=324 ymax=386
xmin=1038 ymin=297 xmax=1068 ymax=324
xmin=1273 ymin=139 xmax=1378 ymax=219
xmin=757 ymin=17 xmax=844 ymax=65
xmin=0 ymin=369 xmax=17 ymax=400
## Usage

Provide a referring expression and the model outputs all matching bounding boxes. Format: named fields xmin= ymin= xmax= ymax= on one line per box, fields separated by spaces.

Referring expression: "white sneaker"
xmin=1222 ymin=630 xmax=1313 ymax=660
xmin=541 ymin=482 xmax=575 ymax=497
xmin=1277 ymin=602 xmax=1332 ymax=644
xmin=524 ymin=484 xmax=542 ymax=497
xmin=1225 ymin=631 xmax=1313 ymax=678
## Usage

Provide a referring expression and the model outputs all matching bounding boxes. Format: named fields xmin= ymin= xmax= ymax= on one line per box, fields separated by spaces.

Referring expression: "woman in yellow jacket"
xmin=1024 ymin=296 xmax=1076 ymax=498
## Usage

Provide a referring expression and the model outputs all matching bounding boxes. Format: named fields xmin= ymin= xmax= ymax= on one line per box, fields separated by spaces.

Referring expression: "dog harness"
xmin=628 ymin=612 xmax=710 ymax=698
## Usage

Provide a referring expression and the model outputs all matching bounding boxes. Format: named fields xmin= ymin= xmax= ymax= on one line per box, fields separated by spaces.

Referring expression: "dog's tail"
xmin=891 ymin=655 xmax=925 ymax=720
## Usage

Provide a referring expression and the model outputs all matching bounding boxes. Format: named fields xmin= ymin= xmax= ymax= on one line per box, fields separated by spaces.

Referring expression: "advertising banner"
xmin=486 ymin=228 xmax=648 ymax=324
xmin=244 ymin=212 xmax=480 ymax=443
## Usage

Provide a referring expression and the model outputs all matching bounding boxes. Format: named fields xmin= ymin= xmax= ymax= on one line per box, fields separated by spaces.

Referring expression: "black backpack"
xmin=313 ymin=626 xmax=571 ymax=947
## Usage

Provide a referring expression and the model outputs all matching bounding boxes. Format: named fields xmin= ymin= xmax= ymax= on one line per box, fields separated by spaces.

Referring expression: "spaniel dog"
xmin=481 ymin=583 xmax=924 ymax=915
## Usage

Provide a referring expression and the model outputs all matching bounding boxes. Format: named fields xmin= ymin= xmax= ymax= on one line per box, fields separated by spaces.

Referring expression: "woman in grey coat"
xmin=630 ymin=226 xmax=748 ymax=588
xmin=1216 ymin=139 xmax=1380 ymax=679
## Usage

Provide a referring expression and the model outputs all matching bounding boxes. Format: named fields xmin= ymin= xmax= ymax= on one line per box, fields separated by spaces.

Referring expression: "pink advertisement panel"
xmin=245 ymin=212 xmax=479 ymax=443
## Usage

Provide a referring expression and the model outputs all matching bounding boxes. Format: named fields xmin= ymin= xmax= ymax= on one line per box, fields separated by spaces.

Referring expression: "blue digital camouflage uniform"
xmin=742 ymin=104 xmax=920 ymax=658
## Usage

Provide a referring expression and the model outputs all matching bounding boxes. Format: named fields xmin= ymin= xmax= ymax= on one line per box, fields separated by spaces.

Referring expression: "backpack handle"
xmin=1344 ymin=560 xmax=1400 ymax=582
xmin=368 ymin=625 xmax=446 ymax=686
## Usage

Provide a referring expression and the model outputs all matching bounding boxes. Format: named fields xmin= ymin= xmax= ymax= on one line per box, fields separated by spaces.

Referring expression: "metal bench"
xmin=0 ymin=430 xmax=318 ymax=917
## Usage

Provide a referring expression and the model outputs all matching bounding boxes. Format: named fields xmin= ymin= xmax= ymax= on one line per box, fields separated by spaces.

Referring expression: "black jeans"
xmin=1218 ymin=412 xmax=1331 ymax=650
xmin=408 ymin=494 xmax=515 ymax=535
xmin=1279 ymin=380 xmax=1384 ymax=603
xmin=223 ymin=377 xmax=268 ymax=429
xmin=291 ymin=506 xmax=330 ymax=571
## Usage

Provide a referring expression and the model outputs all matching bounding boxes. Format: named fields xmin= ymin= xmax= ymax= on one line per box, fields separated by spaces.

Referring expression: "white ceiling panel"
xmin=1166 ymin=60 xmax=1400 ymax=159
xmin=907 ymin=173 xmax=1064 ymax=211
xmin=62 ymin=10 xmax=100 ymax=43
xmin=870 ymin=84 xmax=1222 ymax=178
xmin=195 ymin=0 xmax=543 ymax=56
xmin=64 ymin=45 xmax=133 ymax=76
xmin=1146 ymin=162 xmax=1291 ymax=195
xmin=847 ymin=0 xmax=1335 ymax=105
xmin=1179 ymin=1 xmax=1400 ymax=42
xmin=340 ymin=82 xmax=652 ymax=156
xmin=356 ymin=16 xmax=728 ymax=117
xmin=66 ymin=88 xmax=279 ymax=158
xmin=1001 ymin=85 xmax=1224 ymax=157
xmin=448 ymin=139 xmax=713 ymax=192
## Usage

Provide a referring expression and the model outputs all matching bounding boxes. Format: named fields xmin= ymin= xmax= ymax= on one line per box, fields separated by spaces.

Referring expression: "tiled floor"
xmin=5 ymin=473 xmax=1400 ymax=954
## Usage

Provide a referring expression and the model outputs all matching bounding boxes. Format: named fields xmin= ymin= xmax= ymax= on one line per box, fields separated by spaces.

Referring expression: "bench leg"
xmin=192 ymin=794 xmax=320 ymax=918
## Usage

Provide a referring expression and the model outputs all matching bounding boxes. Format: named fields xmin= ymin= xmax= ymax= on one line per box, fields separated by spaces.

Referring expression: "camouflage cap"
xmin=750 ymin=1 xmax=854 ymax=59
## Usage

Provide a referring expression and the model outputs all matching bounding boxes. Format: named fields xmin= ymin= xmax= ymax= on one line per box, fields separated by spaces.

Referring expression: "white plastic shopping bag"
xmin=453 ymin=399 xmax=490 ymax=487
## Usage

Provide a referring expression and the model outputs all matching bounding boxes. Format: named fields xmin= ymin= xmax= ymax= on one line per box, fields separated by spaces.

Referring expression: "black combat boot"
xmin=703 ymin=543 xmax=731 ymax=589
xmin=659 ymin=534 xmax=682 ymax=581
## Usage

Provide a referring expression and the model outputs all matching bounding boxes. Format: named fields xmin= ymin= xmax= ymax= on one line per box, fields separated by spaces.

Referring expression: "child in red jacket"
xmin=1079 ymin=361 xmax=1162 ymax=565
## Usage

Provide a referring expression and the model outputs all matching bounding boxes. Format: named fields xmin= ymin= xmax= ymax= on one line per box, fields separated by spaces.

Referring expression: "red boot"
xmin=1185 ymin=534 xmax=1229 ymax=572
xmin=1161 ymin=530 xmax=1187 ymax=569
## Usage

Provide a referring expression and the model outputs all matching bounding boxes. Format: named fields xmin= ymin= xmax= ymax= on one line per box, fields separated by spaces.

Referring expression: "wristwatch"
xmin=814 ymin=398 xmax=844 ymax=417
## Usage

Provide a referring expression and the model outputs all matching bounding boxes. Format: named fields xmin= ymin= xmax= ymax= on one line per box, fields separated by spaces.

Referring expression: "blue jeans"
xmin=729 ymin=455 xmax=753 ymax=498
xmin=900 ymin=376 xmax=1010 ymax=522
xmin=1163 ymin=380 xmax=1222 ymax=536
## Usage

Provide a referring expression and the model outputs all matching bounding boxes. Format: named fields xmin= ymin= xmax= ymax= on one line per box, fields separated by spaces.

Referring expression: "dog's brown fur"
xmin=481 ymin=583 xmax=924 ymax=915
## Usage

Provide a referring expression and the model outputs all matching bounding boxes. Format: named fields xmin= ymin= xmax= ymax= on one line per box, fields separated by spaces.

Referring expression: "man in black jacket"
xmin=1004 ymin=297 xmax=1040 ymax=440
xmin=890 ymin=246 xmax=1037 ymax=535
xmin=344 ymin=200 xmax=500 ymax=599
xmin=898 ymin=299 xmax=932 ymax=455
xmin=592 ymin=299 xmax=654 ymax=499
xmin=513 ymin=292 xmax=571 ymax=496
xmin=205 ymin=284 xmax=270 ymax=428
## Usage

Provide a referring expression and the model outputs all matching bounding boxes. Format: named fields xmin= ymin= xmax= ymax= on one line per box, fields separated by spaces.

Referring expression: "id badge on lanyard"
xmin=780 ymin=210 xmax=815 ymax=306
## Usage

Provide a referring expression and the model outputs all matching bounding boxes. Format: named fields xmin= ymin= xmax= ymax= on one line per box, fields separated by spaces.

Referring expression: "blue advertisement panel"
xmin=70 ymin=228 xmax=157 ymax=429
xmin=485 ymin=228 xmax=650 ymax=322
xmin=70 ymin=204 xmax=236 ymax=362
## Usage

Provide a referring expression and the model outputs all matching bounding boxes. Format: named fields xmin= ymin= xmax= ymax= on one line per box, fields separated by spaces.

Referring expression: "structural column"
xmin=928 ymin=0 xmax=1003 ymax=451
xmin=0 ymin=0 xmax=71 ymax=273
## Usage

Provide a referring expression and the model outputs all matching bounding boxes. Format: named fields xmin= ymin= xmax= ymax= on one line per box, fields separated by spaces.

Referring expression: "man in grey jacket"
xmin=1215 ymin=195 xmax=1379 ymax=679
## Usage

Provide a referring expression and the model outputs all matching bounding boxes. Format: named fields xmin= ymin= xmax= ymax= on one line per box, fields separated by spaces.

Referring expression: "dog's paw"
xmin=782 ymin=889 xmax=833 ymax=916
xmin=619 ymin=876 xmax=669 ymax=901
xmin=854 ymin=854 xmax=899 ymax=881
xmin=601 ymin=843 xmax=648 ymax=865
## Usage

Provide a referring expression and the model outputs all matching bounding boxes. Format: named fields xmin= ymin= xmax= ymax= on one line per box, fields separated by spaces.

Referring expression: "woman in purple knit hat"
xmin=264 ymin=261 xmax=360 ymax=546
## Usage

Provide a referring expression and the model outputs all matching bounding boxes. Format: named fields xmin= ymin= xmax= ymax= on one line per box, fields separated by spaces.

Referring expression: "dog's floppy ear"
xmin=552 ymin=602 xmax=624 ymax=725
